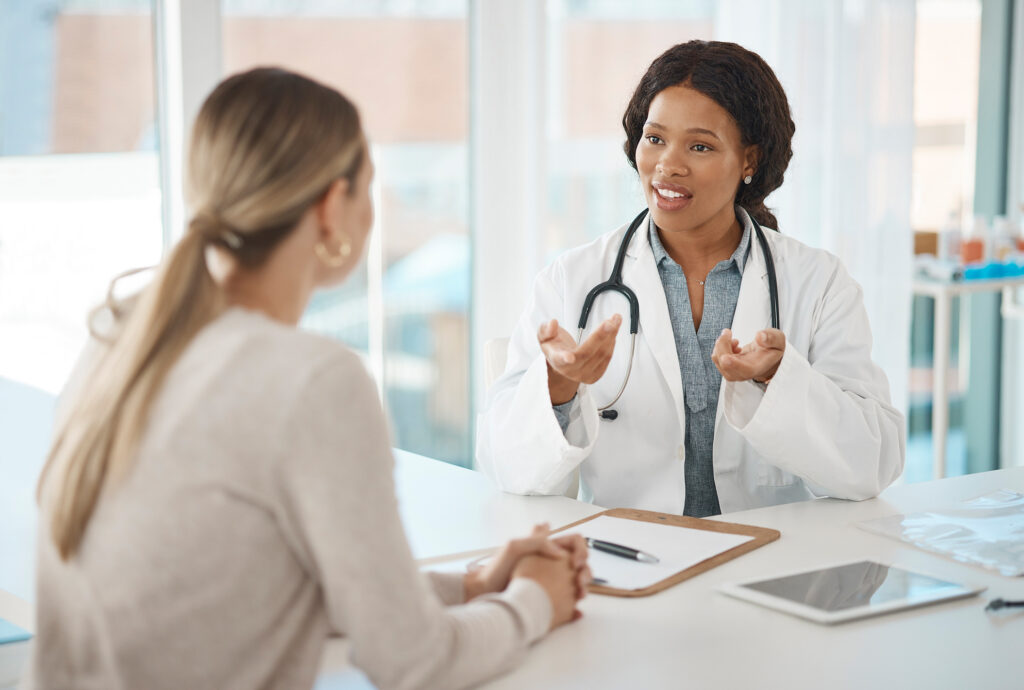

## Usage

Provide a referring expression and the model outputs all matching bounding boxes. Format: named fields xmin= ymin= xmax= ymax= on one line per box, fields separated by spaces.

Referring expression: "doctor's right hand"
xmin=538 ymin=314 xmax=622 ymax=405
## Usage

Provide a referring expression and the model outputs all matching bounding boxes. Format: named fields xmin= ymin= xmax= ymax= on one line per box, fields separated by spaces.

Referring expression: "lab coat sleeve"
xmin=476 ymin=261 xmax=602 ymax=496
xmin=721 ymin=261 xmax=906 ymax=500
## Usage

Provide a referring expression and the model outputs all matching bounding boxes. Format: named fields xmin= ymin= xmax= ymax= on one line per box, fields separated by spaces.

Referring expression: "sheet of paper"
xmin=564 ymin=515 xmax=755 ymax=591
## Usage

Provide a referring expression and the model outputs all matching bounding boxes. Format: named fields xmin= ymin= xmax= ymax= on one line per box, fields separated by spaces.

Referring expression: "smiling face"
xmin=635 ymin=84 xmax=758 ymax=236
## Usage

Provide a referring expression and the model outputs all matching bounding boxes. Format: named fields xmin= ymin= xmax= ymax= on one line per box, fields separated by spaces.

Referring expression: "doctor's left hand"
xmin=711 ymin=328 xmax=785 ymax=384
xmin=464 ymin=523 xmax=591 ymax=602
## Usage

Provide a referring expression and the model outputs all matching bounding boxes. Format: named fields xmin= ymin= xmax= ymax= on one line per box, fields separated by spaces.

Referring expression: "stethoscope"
xmin=577 ymin=207 xmax=780 ymax=421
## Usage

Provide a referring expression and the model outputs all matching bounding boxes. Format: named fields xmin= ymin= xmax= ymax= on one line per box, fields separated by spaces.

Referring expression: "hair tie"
xmin=221 ymin=230 xmax=243 ymax=250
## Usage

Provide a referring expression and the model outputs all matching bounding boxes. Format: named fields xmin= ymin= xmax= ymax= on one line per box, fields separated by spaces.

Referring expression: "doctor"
xmin=477 ymin=40 xmax=906 ymax=516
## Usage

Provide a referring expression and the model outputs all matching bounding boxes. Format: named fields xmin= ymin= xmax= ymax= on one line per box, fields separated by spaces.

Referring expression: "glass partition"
xmin=0 ymin=0 xmax=162 ymax=601
xmin=222 ymin=0 xmax=472 ymax=465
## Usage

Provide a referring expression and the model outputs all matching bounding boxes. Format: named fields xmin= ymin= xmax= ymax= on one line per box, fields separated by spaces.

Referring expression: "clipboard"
xmin=552 ymin=508 xmax=780 ymax=597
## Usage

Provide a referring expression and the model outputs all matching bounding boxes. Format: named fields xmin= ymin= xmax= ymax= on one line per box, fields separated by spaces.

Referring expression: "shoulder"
xmin=236 ymin=308 xmax=366 ymax=372
xmin=556 ymin=225 xmax=627 ymax=265
xmin=541 ymin=222 xmax=633 ymax=286
xmin=764 ymin=230 xmax=848 ymax=289
xmin=201 ymin=308 xmax=375 ymax=406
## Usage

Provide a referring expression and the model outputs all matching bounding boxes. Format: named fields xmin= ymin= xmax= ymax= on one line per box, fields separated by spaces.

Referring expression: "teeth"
xmin=657 ymin=188 xmax=686 ymax=199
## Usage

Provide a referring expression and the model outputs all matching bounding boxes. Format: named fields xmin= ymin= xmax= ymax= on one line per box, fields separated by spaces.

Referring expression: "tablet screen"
xmin=739 ymin=560 xmax=966 ymax=613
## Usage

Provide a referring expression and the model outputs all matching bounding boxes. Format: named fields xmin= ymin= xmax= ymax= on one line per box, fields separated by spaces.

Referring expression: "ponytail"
xmin=40 ymin=226 xmax=223 ymax=559
xmin=741 ymin=199 xmax=781 ymax=231
xmin=39 ymin=67 xmax=365 ymax=560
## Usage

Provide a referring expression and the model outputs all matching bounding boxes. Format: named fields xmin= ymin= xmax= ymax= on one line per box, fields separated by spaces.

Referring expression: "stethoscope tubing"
xmin=576 ymin=328 xmax=636 ymax=412
xmin=577 ymin=207 xmax=779 ymax=418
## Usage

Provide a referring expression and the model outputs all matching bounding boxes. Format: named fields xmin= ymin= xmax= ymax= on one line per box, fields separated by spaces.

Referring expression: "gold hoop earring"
xmin=315 ymin=236 xmax=352 ymax=268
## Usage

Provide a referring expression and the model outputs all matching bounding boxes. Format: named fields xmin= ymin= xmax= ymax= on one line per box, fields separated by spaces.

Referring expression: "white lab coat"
xmin=476 ymin=210 xmax=906 ymax=514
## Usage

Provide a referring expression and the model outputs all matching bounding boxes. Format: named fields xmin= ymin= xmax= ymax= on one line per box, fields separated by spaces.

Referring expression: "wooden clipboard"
xmin=552 ymin=508 xmax=779 ymax=597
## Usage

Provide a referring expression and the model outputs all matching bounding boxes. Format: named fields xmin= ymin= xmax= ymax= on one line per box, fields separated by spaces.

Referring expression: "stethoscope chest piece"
xmin=577 ymin=209 xmax=648 ymax=421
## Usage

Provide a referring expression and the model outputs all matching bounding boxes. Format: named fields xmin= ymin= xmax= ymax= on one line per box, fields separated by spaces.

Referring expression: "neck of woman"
xmin=657 ymin=205 xmax=744 ymax=276
xmin=215 ymin=228 xmax=319 ymax=326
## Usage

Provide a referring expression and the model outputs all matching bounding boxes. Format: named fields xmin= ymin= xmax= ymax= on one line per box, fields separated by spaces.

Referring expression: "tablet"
xmin=718 ymin=560 xmax=984 ymax=624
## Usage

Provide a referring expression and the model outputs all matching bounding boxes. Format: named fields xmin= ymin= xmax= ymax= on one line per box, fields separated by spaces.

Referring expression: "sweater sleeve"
xmin=272 ymin=349 xmax=551 ymax=690
xmin=424 ymin=571 xmax=466 ymax=606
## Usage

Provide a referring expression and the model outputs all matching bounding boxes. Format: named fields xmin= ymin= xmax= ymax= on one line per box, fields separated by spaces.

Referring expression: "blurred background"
xmin=2 ymin=0 xmax=1023 ymax=605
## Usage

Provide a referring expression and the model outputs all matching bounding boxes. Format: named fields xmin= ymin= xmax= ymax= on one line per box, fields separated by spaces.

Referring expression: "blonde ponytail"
xmin=40 ymin=67 xmax=364 ymax=559
xmin=42 ymin=227 xmax=223 ymax=558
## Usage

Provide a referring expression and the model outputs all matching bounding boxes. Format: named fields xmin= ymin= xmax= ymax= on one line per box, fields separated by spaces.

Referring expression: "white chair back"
xmin=482 ymin=337 xmax=510 ymax=389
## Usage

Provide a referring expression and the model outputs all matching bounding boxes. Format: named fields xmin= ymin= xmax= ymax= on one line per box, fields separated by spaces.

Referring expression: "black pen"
xmin=585 ymin=537 xmax=659 ymax=564
xmin=985 ymin=598 xmax=1024 ymax=612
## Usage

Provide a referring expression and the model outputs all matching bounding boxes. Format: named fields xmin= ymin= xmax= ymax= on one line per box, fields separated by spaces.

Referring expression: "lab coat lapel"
xmin=729 ymin=230 xmax=773 ymax=345
xmin=715 ymin=227 xmax=783 ymax=428
xmin=623 ymin=220 xmax=686 ymax=425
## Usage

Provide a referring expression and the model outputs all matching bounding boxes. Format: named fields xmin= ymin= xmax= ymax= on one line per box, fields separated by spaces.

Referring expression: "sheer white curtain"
xmin=713 ymin=0 xmax=916 ymax=415
xmin=1002 ymin=0 xmax=1024 ymax=468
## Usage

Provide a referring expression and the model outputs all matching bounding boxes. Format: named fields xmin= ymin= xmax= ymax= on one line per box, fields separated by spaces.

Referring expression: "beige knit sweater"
xmin=27 ymin=307 xmax=550 ymax=690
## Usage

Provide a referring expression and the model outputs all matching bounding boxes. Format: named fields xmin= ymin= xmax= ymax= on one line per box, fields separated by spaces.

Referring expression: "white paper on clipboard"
xmin=563 ymin=515 xmax=754 ymax=590
xmin=857 ymin=489 xmax=1024 ymax=577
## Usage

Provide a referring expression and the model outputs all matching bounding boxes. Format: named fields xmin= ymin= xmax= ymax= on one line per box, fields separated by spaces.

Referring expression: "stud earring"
xmin=315 ymin=235 xmax=352 ymax=267
xmin=743 ymin=175 xmax=753 ymax=185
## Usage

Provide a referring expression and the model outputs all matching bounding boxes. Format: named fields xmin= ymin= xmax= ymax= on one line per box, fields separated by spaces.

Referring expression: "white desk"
xmin=912 ymin=275 xmax=1024 ymax=479
xmin=392 ymin=450 xmax=601 ymax=564
xmin=383 ymin=452 xmax=1023 ymax=689
xmin=5 ymin=453 xmax=1023 ymax=689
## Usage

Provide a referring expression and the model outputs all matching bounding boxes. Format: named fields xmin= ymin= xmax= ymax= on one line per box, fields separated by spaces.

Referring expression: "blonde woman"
xmin=29 ymin=68 xmax=588 ymax=690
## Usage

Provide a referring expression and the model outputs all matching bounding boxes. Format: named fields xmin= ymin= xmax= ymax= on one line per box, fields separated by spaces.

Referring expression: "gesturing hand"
xmin=538 ymin=315 xmax=622 ymax=405
xmin=711 ymin=328 xmax=785 ymax=383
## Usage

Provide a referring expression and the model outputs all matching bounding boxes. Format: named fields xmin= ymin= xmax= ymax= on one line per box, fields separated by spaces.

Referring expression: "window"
xmin=222 ymin=0 xmax=472 ymax=465
xmin=0 ymin=0 xmax=162 ymax=600
xmin=544 ymin=1 xmax=715 ymax=257
xmin=906 ymin=0 xmax=983 ymax=481
xmin=911 ymin=0 xmax=980 ymax=230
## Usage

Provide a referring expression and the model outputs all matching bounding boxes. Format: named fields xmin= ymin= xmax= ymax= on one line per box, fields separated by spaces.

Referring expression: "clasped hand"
xmin=464 ymin=524 xmax=591 ymax=629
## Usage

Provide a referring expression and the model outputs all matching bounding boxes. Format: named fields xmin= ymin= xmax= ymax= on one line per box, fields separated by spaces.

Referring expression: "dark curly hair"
xmin=622 ymin=41 xmax=795 ymax=230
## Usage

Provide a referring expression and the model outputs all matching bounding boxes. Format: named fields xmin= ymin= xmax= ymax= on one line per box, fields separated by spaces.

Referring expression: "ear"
xmin=743 ymin=145 xmax=762 ymax=178
xmin=315 ymin=178 xmax=351 ymax=242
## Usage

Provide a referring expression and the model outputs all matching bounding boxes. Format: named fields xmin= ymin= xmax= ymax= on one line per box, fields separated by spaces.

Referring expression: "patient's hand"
xmin=464 ymin=524 xmax=590 ymax=602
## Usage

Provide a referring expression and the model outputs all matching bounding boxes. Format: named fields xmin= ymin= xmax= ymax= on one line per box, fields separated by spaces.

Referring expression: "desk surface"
xmin=390 ymin=453 xmax=1024 ymax=690
xmin=4 ymin=454 xmax=1023 ymax=689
